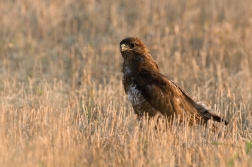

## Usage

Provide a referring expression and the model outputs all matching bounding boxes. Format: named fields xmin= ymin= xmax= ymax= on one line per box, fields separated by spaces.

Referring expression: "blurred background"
xmin=1 ymin=0 xmax=252 ymax=92
xmin=0 ymin=0 xmax=252 ymax=166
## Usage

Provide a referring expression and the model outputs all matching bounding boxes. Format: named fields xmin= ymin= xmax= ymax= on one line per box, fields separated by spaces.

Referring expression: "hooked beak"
xmin=120 ymin=44 xmax=128 ymax=52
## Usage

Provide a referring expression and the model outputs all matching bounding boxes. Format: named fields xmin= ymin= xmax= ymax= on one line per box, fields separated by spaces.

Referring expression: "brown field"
xmin=1 ymin=0 xmax=252 ymax=166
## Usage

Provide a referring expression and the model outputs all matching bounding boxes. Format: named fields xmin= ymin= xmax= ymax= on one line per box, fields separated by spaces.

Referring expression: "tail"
xmin=211 ymin=114 xmax=228 ymax=125
xmin=174 ymin=82 xmax=229 ymax=125
xmin=195 ymin=102 xmax=228 ymax=125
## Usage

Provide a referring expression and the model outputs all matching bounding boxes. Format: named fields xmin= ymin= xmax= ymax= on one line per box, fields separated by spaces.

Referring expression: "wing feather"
xmin=134 ymin=68 xmax=203 ymax=124
xmin=134 ymin=68 xmax=228 ymax=125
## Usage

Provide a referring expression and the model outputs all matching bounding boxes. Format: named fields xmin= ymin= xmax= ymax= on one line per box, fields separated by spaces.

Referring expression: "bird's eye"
xmin=129 ymin=43 xmax=135 ymax=48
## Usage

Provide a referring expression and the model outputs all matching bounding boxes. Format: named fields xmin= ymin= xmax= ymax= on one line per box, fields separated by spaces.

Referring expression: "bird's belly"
xmin=127 ymin=84 xmax=159 ymax=117
xmin=127 ymin=84 xmax=144 ymax=106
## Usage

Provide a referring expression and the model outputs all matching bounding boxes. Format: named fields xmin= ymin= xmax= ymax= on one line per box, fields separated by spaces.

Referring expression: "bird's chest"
xmin=122 ymin=65 xmax=145 ymax=108
xmin=126 ymin=83 xmax=144 ymax=106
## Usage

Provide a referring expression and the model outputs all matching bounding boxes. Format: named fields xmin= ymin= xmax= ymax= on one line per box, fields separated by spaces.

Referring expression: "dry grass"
xmin=0 ymin=0 xmax=252 ymax=166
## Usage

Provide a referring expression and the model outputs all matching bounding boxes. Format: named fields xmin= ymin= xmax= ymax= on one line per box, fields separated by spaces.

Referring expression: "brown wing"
xmin=173 ymin=81 xmax=228 ymax=125
xmin=134 ymin=68 xmax=228 ymax=125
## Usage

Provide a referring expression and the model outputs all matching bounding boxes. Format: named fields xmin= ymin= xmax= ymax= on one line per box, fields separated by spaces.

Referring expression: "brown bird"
xmin=120 ymin=37 xmax=228 ymax=125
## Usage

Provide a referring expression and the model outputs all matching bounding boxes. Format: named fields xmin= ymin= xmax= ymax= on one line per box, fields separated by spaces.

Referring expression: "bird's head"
xmin=120 ymin=37 xmax=149 ymax=60
xmin=120 ymin=37 xmax=159 ymax=71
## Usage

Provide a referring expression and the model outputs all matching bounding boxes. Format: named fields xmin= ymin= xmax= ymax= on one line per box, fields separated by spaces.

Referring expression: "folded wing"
xmin=134 ymin=68 xmax=228 ymax=125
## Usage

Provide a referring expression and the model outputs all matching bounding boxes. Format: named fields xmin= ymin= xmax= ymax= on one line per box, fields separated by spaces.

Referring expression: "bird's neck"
xmin=122 ymin=58 xmax=159 ymax=78
xmin=122 ymin=60 xmax=140 ymax=77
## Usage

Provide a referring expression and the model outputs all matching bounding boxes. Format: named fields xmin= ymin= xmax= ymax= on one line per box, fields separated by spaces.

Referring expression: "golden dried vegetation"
xmin=0 ymin=0 xmax=252 ymax=166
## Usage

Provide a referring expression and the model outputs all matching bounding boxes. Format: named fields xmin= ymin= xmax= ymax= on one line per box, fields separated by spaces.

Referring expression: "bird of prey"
xmin=120 ymin=37 xmax=228 ymax=125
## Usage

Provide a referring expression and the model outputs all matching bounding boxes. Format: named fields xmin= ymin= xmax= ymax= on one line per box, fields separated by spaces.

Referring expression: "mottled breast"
xmin=127 ymin=83 xmax=144 ymax=107
xmin=126 ymin=82 xmax=160 ymax=117
xmin=122 ymin=63 xmax=160 ymax=117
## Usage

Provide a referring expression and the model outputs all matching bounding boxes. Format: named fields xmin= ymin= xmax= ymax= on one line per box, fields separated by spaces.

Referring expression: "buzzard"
xmin=120 ymin=37 xmax=228 ymax=125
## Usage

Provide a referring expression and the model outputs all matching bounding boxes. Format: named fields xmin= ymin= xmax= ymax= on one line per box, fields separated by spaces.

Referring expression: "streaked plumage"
xmin=120 ymin=37 xmax=228 ymax=125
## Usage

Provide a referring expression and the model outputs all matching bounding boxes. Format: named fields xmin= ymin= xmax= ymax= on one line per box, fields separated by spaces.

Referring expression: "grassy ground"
xmin=1 ymin=0 xmax=252 ymax=166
